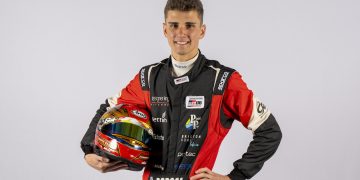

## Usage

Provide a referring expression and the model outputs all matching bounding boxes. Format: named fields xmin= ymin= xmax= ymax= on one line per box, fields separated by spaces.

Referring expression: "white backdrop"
xmin=0 ymin=0 xmax=359 ymax=179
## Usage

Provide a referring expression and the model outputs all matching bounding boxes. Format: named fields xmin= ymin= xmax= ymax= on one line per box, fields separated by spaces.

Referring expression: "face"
xmin=163 ymin=10 xmax=206 ymax=61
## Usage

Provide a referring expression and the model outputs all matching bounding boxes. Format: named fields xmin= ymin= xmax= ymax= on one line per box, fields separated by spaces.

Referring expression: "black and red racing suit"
xmin=81 ymin=52 xmax=282 ymax=180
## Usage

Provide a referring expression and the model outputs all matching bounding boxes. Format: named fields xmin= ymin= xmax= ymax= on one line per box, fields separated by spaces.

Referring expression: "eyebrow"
xmin=167 ymin=22 xmax=197 ymax=25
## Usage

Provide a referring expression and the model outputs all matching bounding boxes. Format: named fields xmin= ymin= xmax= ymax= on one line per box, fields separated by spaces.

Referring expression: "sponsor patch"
xmin=190 ymin=141 xmax=199 ymax=147
xmin=181 ymin=134 xmax=201 ymax=142
xmin=177 ymin=151 xmax=196 ymax=157
xmin=140 ymin=68 xmax=146 ymax=87
xmin=185 ymin=96 xmax=204 ymax=109
xmin=153 ymin=164 xmax=165 ymax=171
xmin=247 ymin=96 xmax=271 ymax=132
xmin=153 ymin=134 xmax=165 ymax=141
xmin=174 ymin=76 xmax=190 ymax=85
xmin=185 ymin=114 xmax=201 ymax=131
xmin=218 ymin=71 xmax=229 ymax=91
xmin=132 ymin=110 xmax=147 ymax=119
xmin=152 ymin=112 xmax=168 ymax=123
xmin=174 ymin=64 xmax=188 ymax=69
xmin=150 ymin=176 xmax=184 ymax=180
xmin=151 ymin=96 xmax=170 ymax=106
xmin=175 ymin=163 xmax=191 ymax=170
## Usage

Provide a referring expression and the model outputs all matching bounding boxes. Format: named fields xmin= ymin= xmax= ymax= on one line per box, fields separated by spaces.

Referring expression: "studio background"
xmin=0 ymin=0 xmax=359 ymax=179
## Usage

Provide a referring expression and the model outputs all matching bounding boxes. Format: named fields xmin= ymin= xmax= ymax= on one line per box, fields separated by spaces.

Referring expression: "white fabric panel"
xmin=247 ymin=96 xmax=271 ymax=132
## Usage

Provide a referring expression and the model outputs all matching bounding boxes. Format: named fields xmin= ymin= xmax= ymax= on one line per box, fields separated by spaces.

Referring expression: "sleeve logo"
xmin=140 ymin=68 xmax=146 ymax=87
xmin=217 ymin=72 xmax=229 ymax=91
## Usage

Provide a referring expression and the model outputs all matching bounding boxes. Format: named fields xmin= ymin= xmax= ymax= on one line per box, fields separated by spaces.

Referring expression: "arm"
xmin=223 ymin=72 xmax=282 ymax=180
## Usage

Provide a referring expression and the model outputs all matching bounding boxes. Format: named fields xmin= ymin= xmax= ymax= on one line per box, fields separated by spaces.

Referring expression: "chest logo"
xmin=152 ymin=112 xmax=168 ymax=123
xmin=174 ymin=76 xmax=189 ymax=85
xmin=151 ymin=96 xmax=169 ymax=106
xmin=185 ymin=114 xmax=201 ymax=131
xmin=185 ymin=96 xmax=204 ymax=109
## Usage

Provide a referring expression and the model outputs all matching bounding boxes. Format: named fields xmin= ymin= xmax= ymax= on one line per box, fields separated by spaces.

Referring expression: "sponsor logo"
xmin=153 ymin=164 xmax=165 ymax=171
xmin=148 ymin=129 xmax=154 ymax=136
xmin=175 ymin=163 xmax=192 ymax=170
xmin=150 ymin=177 xmax=184 ymax=180
xmin=177 ymin=151 xmax=196 ymax=157
xmin=181 ymin=134 xmax=201 ymax=142
xmin=185 ymin=114 xmax=201 ymax=131
xmin=190 ymin=141 xmax=199 ymax=147
xmin=96 ymin=137 xmax=117 ymax=152
xmin=153 ymin=134 xmax=165 ymax=141
xmin=217 ymin=72 xmax=229 ymax=91
xmin=100 ymin=118 xmax=115 ymax=126
xmin=174 ymin=64 xmax=188 ymax=69
xmin=185 ymin=96 xmax=204 ymax=109
xmin=151 ymin=96 xmax=170 ymax=106
xmin=152 ymin=112 xmax=168 ymax=123
xmin=174 ymin=76 xmax=189 ymax=85
xmin=140 ymin=68 xmax=146 ymax=87
xmin=132 ymin=110 xmax=147 ymax=119
xmin=256 ymin=101 xmax=267 ymax=114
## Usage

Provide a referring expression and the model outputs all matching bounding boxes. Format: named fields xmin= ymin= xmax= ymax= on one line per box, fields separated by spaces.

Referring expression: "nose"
xmin=175 ymin=25 xmax=188 ymax=36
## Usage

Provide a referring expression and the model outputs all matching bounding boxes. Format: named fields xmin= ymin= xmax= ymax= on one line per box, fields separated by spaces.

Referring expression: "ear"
xmin=200 ymin=24 xmax=206 ymax=39
xmin=163 ymin=22 xmax=168 ymax=37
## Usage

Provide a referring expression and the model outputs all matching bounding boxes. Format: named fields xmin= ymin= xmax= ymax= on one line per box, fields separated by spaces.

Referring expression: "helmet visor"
xmin=101 ymin=122 xmax=151 ymax=146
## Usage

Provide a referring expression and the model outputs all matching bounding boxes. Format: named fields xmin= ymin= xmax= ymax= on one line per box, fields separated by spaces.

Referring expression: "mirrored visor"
xmin=101 ymin=122 xmax=151 ymax=145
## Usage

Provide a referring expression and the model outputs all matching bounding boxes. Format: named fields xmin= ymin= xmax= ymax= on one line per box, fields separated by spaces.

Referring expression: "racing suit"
xmin=81 ymin=52 xmax=282 ymax=180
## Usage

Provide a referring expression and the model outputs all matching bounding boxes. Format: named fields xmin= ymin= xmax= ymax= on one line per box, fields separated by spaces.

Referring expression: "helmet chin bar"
xmin=93 ymin=145 xmax=144 ymax=171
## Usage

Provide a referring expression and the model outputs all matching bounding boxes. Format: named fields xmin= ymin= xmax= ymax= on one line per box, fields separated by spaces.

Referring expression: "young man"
xmin=81 ymin=0 xmax=282 ymax=179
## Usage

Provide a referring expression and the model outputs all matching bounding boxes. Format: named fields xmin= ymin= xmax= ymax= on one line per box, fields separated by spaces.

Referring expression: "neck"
xmin=171 ymin=52 xmax=199 ymax=77
xmin=172 ymin=49 xmax=199 ymax=62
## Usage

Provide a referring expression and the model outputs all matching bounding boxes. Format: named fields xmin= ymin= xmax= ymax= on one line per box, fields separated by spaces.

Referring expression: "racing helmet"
xmin=94 ymin=104 xmax=153 ymax=171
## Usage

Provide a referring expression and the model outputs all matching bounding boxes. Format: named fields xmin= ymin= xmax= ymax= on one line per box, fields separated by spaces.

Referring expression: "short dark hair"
xmin=164 ymin=0 xmax=204 ymax=23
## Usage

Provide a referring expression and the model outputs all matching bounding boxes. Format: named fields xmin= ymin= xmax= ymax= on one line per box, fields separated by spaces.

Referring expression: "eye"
xmin=186 ymin=24 xmax=195 ymax=29
xmin=169 ymin=23 xmax=178 ymax=29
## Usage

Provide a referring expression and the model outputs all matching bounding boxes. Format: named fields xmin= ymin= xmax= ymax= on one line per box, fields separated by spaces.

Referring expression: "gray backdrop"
xmin=1 ymin=0 xmax=359 ymax=179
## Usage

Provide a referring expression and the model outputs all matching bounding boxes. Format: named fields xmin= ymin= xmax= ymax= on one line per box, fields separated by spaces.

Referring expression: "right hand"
xmin=84 ymin=153 xmax=128 ymax=173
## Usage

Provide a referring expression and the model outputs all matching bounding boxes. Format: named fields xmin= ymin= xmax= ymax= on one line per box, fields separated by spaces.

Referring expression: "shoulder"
xmin=140 ymin=58 xmax=169 ymax=72
xmin=203 ymin=55 xmax=236 ymax=74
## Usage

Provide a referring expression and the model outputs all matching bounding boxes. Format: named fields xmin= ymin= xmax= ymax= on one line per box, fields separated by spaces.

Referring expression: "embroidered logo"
xmin=217 ymin=71 xmax=229 ymax=91
xmin=185 ymin=96 xmax=204 ymax=109
xmin=185 ymin=114 xmax=201 ymax=131
xmin=152 ymin=112 xmax=168 ymax=123
xmin=140 ymin=68 xmax=146 ymax=87
xmin=151 ymin=96 xmax=170 ymax=106
xmin=174 ymin=76 xmax=189 ymax=85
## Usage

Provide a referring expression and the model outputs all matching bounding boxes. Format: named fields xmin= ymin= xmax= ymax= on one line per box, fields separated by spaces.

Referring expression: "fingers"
xmin=190 ymin=167 xmax=230 ymax=180
xmin=85 ymin=153 xmax=110 ymax=163
xmin=190 ymin=172 xmax=211 ymax=180
xmin=84 ymin=153 xmax=125 ymax=173
xmin=98 ymin=161 xmax=125 ymax=173
xmin=102 ymin=162 xmax=129 ymax=173
xmin=100 ymin=156 xmax=110 ymax=163
xmin=190 ymin=167 xmax=212 ymax=180
xmin=195 ymin=167 xmax=213 ymax=175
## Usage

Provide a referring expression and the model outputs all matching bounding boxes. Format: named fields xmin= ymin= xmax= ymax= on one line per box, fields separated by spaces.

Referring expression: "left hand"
xmin=190 ymin=167 xmax=231 ymax=180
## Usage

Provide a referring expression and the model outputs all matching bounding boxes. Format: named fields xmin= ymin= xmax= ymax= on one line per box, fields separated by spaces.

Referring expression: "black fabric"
xmin=228 ymin=114 xmax=282 ymax=179
xmin=80 ymin=100 xmax=110 ymax=155
xmin=147 ymin=54 xmax=216 ymax=175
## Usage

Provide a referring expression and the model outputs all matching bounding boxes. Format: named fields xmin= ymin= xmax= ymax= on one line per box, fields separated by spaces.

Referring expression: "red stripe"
xmin=189 ymin=95 xmax=231 ymax=177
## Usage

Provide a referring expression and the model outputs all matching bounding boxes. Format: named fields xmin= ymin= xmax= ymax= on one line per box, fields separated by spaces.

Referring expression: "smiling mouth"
xmin=174 ymin=41 xmax=190 ymax=45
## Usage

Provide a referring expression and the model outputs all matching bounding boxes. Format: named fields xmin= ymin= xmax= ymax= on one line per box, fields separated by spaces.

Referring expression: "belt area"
xmin=149 ymin=174 xmax=188 ymax=180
